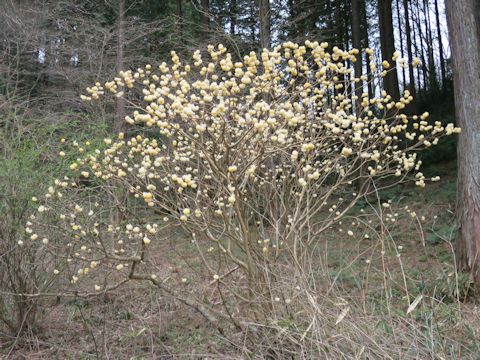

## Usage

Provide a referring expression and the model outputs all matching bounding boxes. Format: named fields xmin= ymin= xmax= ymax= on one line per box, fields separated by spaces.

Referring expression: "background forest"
xmin=1 ymin=0 xmax=479 ymax=359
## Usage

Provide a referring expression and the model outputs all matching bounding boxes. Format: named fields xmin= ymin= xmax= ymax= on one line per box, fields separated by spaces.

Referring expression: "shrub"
xmin=0 ymin=112 xmax=109 ymax=342
xmin=0 ymin=131 xmax=65 ymax=337
xmin=25 ymin=41 xmax=460 ymax=354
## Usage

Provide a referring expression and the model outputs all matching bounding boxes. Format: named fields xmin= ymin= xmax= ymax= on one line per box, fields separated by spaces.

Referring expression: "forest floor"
xmin=3 ymin=165 xmax=480 ymax=359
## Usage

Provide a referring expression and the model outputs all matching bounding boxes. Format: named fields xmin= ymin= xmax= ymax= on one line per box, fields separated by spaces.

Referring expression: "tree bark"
xmin=351 ymin=0 xmax=363 ymax=116
xmin=352 ymin=0 xmax=370 ymax=194
xmin=361 ymin=0 xmax=374 ymax=99
xmin=116 ymin=0 xmax=126 ymax=134
xmin=403 ymin=0 xmax=416 ymax=104
xmin=434 ymin=0 xmax=446 ymax=87
xmin=250 ymin=0 xmax=256 ymax=44
xmin=378 ymin=0 xmax=400 ymax=101
xmin=335 ymin=0 xmax=346 ymax=97
xmin=445 ymin=0 xmax=480 ymax=283
xmin=201 ymin=0 xmax=210 ymax=41
xmin=414 ymin=3 xmax=428 ymax=89
xmin=411 ymin=5 xmax=422 ymax=90
xmin=395 ymin=0 xmax=406 ymax=88
xmin=424 ymin=0 xmax=437 ymax=88
xmin=259 ymin=0 xmax=271 ymax=50
xmin=230 ymin=0 xmax=236 ymax=36
xmin=177 ymin=0 xmax=183 ymax=47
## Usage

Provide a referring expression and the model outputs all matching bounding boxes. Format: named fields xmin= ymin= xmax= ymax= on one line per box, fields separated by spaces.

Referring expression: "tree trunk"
xmin=445 ymin=0 xmax=480 ymax=283
xmin=352 ymin=0 xmax=370 ymax=194
xmin=361 ymin=0 xmax=374 ymax=99
xmin=395 ymin=0 xmax=406 ymax=88
xmin=177 ymin=0 xmax=183 ymax=47
xmin=403 ymin=0 xmax=416 ymax=105
xmin=378 ymin=0 xmax=400 ymax=100
xmin=424 ymin=0 xmax=437 ymax=89
xmin=335 ymin=0 xmax=346 ymax=97
xmin=411 ymin=5 xmax=422 ymax=90
xmin=201 ymin=0 xmax=209 ymax=41
xmin=230 ymin=0 xmax=236 ymax=36
xmin=414 ymin=3 xmax=428 ymax=89
xmin=116 ymin=0 xmax=126 ymax=134
xmin=250 ymin=0 xmax=256 ymax=44
xmin=351 ymin=0 xmax=363 ymax=116
xmin=434 ymin=0 xmax=446 ymax=88
xmin=343 ymin=3 xmax=351 ymax=51
xmin=259 ymin=0 xmax=271 ymax=50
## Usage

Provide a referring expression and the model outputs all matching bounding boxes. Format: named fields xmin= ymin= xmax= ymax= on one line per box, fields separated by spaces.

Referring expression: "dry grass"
xmin=2 ymin=174 xmax=480 ymax=359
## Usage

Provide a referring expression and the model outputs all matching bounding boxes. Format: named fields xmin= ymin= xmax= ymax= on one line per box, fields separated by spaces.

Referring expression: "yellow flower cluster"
xmin=26 ymin=41 xmax=459 ymax=290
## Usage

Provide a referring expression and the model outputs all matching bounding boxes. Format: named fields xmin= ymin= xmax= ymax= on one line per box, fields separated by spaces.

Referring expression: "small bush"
xmin=0 ymin=132 xmax=62 ymax=336
xmin=0 ymin=113 xmax=109 ymax=342
xmin=25 ymin=42 xmax=460 ymax=355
